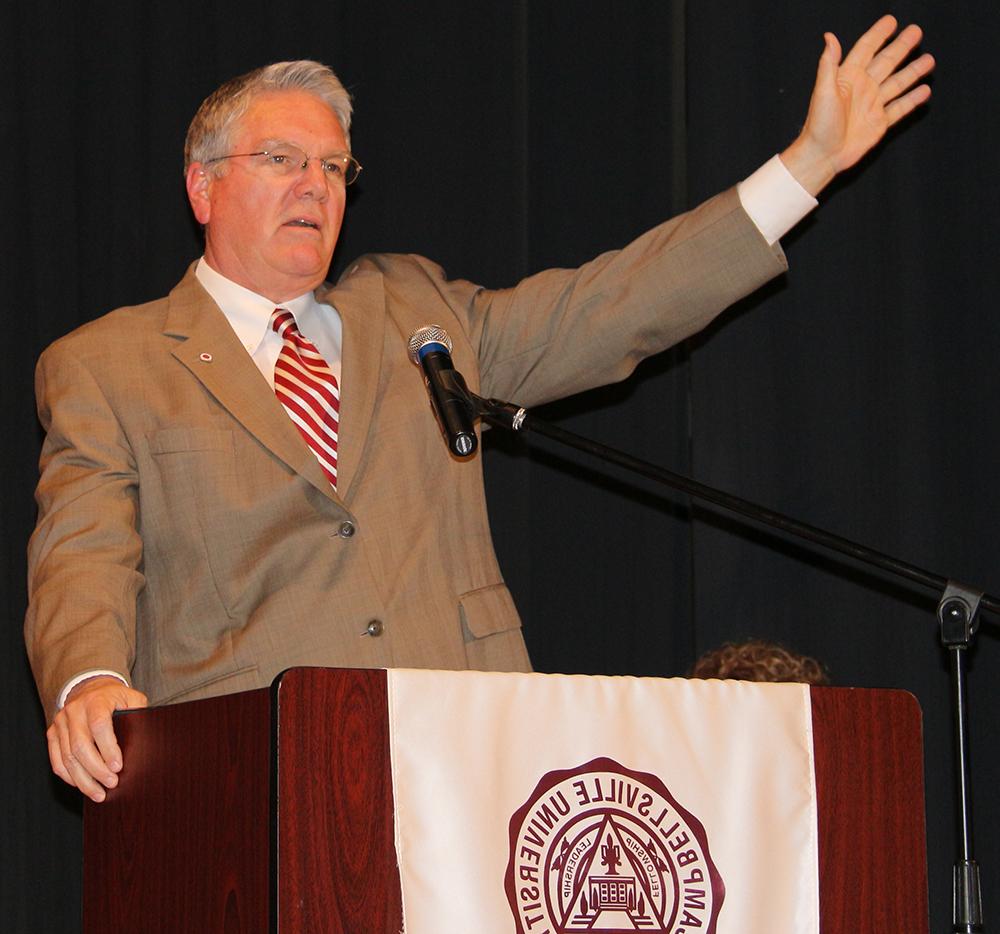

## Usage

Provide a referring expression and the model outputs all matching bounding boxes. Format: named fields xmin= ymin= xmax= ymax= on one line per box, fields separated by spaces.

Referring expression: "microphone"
xmin=407 ymin=325 xmax=479 ymax=457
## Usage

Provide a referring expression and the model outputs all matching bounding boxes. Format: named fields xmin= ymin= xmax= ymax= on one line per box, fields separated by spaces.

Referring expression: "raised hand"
xmin=782 ymin=14 xmax=935 ymax=196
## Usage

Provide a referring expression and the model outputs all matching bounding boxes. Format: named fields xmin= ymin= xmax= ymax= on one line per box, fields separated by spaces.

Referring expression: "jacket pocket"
xmin=157 ymin=664 xmax=261 ymax=705
xmin=458 ymin=583 xmax=521 ymax=642
xmin=459 ymin=583 xmax=531 ymax=673
xmin=148 ymin=427 xmax=234 ymax=454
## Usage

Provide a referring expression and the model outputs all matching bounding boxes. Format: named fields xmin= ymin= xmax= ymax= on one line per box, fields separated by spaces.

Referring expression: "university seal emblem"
xmin=505 ymin=757 xmax=724 ymax=933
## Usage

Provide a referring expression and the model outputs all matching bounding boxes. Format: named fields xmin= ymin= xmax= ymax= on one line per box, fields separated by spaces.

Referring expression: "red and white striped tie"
xmin=271 ymin=308 xmax=339 ymax=489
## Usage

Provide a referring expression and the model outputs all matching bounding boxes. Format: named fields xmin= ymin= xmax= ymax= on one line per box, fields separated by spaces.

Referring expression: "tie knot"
xmin=271 ymin=308 xmax=298 ymax=338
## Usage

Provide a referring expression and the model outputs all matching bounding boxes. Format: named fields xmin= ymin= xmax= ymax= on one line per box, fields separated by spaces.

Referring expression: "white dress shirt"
xmin=195 ymin=258 xmax=343 ymax=387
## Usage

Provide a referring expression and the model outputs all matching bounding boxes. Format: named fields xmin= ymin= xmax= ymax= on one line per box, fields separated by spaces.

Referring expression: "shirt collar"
xmin=195 ymin=258 xmax=322 ymax=355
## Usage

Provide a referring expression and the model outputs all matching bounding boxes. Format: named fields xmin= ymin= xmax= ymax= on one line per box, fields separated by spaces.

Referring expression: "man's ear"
xmin=185 ymin=163 xmax=213 ymax=225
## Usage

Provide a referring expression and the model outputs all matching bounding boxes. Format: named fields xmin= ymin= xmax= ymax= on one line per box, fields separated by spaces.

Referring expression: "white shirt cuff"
xmin=57 ymin=670 xmax=131 ymax=709
xmin=737 ymin=154 xmax=818 ymax=246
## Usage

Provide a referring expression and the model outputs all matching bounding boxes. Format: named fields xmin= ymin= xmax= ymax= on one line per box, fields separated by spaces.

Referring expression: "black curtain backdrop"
xmin=3 ymin=2 xmax=997 ymax=931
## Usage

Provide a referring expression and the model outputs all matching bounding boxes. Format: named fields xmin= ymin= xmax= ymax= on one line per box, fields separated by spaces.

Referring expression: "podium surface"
xmin=83 ymin=667 xmax=928 ymax=932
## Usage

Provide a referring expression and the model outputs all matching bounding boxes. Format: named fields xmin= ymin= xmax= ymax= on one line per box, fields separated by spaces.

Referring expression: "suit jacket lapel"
xmin=320 ymin=265 xmax=386 ymax=502
xmin=163 ymin=268 xmax=340 ymax=504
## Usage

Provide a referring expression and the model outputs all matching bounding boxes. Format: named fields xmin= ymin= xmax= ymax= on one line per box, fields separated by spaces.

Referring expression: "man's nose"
xmin=293 ymin=158 xmax=329 ymax=199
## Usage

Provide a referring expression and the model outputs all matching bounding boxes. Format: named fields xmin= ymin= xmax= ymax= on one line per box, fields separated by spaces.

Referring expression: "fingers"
xmin=842 ymin=14 xmax=899 ymax=70
xmin=806 ymin=32 xmax=842 ymax=123
xmin=49 ymin=706 xmax=118 ymax=802
xmin=868 ymin=23 xmax=926 ymax=84
xmin=64 ymin=698 xmax=120 ymax=801
xmin=878 ymin=52 xmax=936 ymax=107
xmin=835 ymin=16 xmax=934 ymax=129
xmin=789 ymin=15 xmax=933 ymax=190
xmin=885 ymin=83 xmax=933 ymax=128
xmin=815 ymin=32 xmax=842 ymax=87
xmin=822 ymin=32 xmax=842 ymax=68
xmin=842 ymin=16 xmax=933 ymax=92
xmin=91 ymin=710 xmax=125 ymax=776
xmin=47 ymin=724 xmax=71 ymax=784
xmin=46 ymin=679 xmax=148 ymax=802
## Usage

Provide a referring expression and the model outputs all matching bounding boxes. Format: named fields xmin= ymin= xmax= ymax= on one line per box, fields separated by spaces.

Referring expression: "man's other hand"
xmin=47 ymin=676 xmax=148 ymax=802
xmin=782 ymin=14 xmax=935 ymax=196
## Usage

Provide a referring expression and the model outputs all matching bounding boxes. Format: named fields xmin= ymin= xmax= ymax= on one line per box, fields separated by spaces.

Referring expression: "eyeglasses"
xmin=204 ymin=142 xmax=363 ymax=186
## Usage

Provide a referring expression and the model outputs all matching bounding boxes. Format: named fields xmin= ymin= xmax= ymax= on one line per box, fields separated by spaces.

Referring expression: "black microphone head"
xmin=407 ymin=325 xmax=453 ymax=363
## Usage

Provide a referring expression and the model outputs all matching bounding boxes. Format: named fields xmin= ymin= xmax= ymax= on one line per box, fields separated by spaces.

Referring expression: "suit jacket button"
xmin=339 ymin=520 xmax=356 ymax=538
xmin=364 ymin=619 xmax=384 ymax=637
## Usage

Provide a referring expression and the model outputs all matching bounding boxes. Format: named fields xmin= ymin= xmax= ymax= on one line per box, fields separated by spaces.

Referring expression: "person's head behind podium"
xmin=182 ymin=60 xmax=358 ymax=303
xmin=689 ymin=639 xmax=830 ymax=685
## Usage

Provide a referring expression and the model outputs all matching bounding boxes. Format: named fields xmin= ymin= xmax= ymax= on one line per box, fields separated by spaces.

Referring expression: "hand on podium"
xmin=47 ymin=676 xmax=147 ymax=802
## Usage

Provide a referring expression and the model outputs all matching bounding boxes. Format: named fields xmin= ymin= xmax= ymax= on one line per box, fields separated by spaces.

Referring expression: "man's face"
xmin=187 ymin=90 xmax=349 ymax=302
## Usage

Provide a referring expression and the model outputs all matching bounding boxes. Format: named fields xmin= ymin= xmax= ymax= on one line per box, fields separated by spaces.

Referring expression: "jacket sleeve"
xmin=457 ymin=187 xmax=787 ymax=407
xmin=24 ymin=340 xmax=142 ymax=721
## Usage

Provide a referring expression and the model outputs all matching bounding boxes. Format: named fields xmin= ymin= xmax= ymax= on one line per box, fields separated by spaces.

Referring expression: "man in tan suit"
xmin=26 ymin=15 xmax=933 ymax=802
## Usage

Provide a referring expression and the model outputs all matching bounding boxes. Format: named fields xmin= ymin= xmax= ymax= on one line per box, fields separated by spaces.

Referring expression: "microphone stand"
xmin=472 ymin=393 xmax=988 ymax=933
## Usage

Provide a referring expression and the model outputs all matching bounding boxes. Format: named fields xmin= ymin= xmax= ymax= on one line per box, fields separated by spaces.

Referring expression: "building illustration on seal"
xmin=558 ymin=818 xmax=658 ymax=928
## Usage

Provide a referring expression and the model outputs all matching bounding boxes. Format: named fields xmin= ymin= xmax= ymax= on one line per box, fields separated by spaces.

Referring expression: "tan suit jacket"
xmin=25 ymin=188 xmax=786 ymax=718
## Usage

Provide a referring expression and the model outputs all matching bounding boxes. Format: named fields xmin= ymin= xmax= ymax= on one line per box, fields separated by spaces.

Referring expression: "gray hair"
xmin=184 ymin=60 xmax=353 ymax=172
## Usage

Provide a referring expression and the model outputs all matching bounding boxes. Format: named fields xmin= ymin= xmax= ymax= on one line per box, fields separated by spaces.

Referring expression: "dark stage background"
xmin=3 ymin=2 xmax=998 ymax=931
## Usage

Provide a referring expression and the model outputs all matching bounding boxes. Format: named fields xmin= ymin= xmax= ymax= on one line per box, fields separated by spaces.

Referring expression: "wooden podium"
xmin=83 ymin=667 xmax=929 ymax=932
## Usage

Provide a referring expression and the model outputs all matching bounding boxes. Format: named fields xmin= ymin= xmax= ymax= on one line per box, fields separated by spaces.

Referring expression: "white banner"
xmin=387 ymin=670 xmax=818 ymax=933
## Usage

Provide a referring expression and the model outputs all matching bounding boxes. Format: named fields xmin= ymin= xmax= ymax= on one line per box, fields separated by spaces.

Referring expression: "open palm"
xmin=785 ymin=15 xmax=934 ymax=194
